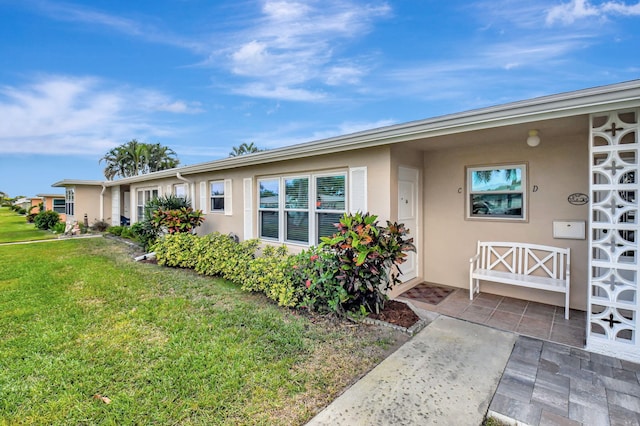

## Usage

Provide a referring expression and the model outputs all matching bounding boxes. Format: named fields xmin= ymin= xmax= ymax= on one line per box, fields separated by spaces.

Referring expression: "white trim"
xmin=349 ymin=167 xmax=367 ymax=213
xmin=199 ymin=181 xmax=207 ymax=214
xmin=224 ymin=179 xmax=232 ymax=216
xmin=243 ymin=178 xmax=253 ymax=239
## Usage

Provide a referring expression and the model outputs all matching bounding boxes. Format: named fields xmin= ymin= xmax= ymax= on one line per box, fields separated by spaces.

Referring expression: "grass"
xmin=0 ymin=235 xmax=406 ymax=425
xmin=0 ymin=207 xmax=59 ymax=243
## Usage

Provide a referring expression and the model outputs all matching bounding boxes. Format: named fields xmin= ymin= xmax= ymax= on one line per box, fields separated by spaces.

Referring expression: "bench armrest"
xmin=469 ymin=253 xmax=480 ymax=264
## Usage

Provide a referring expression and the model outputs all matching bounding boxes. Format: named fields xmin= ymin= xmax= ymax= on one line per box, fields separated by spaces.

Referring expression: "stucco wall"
xmin=193 ymin=146 xmax=392 ymax=244
xmin=127 ymin=146 xmax=392 ymax=250
xmin=423 ymin=136 xmax=589 ymax=310
xmin=75 ymin=186 xmax=109 ymax=225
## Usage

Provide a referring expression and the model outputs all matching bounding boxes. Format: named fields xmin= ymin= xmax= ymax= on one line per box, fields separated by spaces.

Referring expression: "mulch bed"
xmin=368 ymin=300 xmax=421 ymax=329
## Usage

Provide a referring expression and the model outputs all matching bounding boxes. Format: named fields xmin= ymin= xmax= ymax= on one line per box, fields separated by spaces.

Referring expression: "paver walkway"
xmin=490 ymin=336 xmax=640 ymax=426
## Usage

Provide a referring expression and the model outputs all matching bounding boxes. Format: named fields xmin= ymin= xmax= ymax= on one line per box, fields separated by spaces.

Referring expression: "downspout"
xmin=176 ymin=172 xmax=195 ymax=208
xmin=100 ymin=185 xmax=106 ymax=221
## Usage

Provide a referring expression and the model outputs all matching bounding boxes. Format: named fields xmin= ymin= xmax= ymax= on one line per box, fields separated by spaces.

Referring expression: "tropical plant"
xmin=143 ymin=195 xmax=190 ymax=220
xmin=293 ymin=246 xmax=346 ymax=314
xmin=33 ymin=210 xmax=60 ymax=230
xmin=319 ymin=212 xmax=415 ymax=315
xmin=229 ymin=142 xmax=264 ymax=157
xmin=100 ymin=139 xmax=180 ymax=180
xmin=151 ymin=207 xmax=204 ymax=234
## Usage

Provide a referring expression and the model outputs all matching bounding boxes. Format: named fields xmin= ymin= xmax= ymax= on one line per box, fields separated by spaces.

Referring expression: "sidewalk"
xmin=307 ymin=313 xmax=640 ymax=425
xmin=307 ymin=316 xmax=517 ymax=425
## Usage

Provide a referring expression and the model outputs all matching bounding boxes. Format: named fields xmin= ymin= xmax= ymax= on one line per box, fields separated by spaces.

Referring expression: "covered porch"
xmin=387 ymin=96 xmax=638 ymax=362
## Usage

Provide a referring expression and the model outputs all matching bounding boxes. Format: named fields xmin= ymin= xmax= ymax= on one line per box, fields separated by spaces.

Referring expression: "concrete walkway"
xmin=307 ymin=316 xmax=517 ymax=425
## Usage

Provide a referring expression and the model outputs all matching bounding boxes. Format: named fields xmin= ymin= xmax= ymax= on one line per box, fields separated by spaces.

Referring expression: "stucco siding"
xmin=422 ymin=135 xmax=589 ymax=310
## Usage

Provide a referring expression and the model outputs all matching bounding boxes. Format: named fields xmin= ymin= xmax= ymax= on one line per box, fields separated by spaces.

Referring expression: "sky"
xmin=1 ymin=0 xmax=639 ymax=198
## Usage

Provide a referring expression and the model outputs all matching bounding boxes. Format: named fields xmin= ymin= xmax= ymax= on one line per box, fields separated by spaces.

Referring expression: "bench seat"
xmin=469 ymin=241 xmax=571 ymax=319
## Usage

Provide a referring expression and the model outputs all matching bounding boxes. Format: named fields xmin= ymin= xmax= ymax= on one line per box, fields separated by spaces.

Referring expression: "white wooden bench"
xmin=469 ymin=241 xmax=571 ymax=319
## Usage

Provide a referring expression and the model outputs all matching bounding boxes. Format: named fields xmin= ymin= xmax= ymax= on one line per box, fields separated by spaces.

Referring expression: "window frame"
xmin=258 ymin=177 xmax=280 ymax=242
xmin=173 ymin=184 xmax=187 ymax=200
xmin=53 ymin=198 xmax=66 ymax=214
xmin=465 ymin=163 xmax=528 ymax=222
xmin=257 ymin=171 xmax=347 ymax=245
xmin=136 ymin=187 xmax=159 ymax=221
xmin=209 ymin=180 xmax=225 ymax=213
xmin=314 ymin=172 xmax=347 ymax=244
xmin=65 ymin=188 xmax=75 ymax=217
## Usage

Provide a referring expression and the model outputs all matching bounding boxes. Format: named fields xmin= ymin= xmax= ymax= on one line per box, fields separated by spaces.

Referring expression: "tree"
xmin=229 ymin=142 xmax=263 ymax=157
xmin=100 ymin=139 xmax=180 ymax=180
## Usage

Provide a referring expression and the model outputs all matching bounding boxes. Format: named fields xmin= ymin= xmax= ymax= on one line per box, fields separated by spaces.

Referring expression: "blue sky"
xmin=1 ymin=0 xmax=639 ymax=197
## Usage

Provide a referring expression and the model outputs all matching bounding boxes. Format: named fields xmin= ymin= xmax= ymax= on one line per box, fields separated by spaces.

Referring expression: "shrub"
xmin=120 ymin=227 xmax=135 ymax=239
xmin=242 ymin=245 xmax=300 ymax=307
xmin=17 ymin=207 xmax=27 ymax=215
xmin=152 ymin=233 xmax=201 ymax=269
xmin=90 ymin=219 xmax=110 ymax=232
xmin=52 ymin=221 xmax=66 ymax=234
xmin=292 ymin=246 xmax=347 ymax=314
xmin=33 ymin=210 xmax=60 ymax=230
xmin=130 ymin=221 xmax=156 ymax=251
xmin=108 ymin=226 xmax=124 ymax=236
xmin=193 ymin=233 xmax=259 ymax=280
xmin=151 ymin=207 xmax=204 ymax=234
xmin=319 ymin=212 xmax=415 ymax=314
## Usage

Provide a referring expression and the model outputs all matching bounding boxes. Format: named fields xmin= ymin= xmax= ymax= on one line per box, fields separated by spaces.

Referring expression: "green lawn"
xmin=0 ymin=207 xmax=59 ymax=243
xmin=0 ymin=236 xmax=405 ymax=424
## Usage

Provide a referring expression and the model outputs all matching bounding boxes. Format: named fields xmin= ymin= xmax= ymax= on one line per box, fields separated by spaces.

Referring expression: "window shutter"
xmin=243 ymin=178 xmax=253 ymax=239
xmin=224 ymin=179 xmax=232 ymax=216
xmin=349 ymin=167 xmax=367 ymax=213
xmin=200 ymin=181 xmax=207 ymax=214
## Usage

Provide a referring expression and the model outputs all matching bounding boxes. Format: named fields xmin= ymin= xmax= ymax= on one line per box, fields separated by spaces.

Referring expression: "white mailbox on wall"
xmin=553 ymin=220 xmax=586 ymax=240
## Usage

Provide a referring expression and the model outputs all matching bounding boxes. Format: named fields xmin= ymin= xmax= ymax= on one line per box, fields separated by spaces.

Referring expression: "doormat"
xmin=400 ymin=283 xmax=455 ymax=305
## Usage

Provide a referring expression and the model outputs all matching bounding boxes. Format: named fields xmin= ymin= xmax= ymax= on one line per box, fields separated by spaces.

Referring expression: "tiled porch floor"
xmin=398 ymin=287 xmax=587 ymax=348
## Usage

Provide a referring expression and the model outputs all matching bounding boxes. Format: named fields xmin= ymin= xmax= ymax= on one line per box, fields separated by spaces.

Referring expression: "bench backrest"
xmin=476 ymin=241 xmax=570 ymax=280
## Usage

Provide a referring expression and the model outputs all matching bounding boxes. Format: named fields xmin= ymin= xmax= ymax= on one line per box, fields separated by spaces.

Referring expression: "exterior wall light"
xmin=527 ymin=129 xmax=540 ymax=147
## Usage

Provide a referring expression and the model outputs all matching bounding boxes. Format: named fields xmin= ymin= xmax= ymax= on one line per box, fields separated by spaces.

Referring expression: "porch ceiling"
xmin=399 ymin=115 xmax=589 ymax=151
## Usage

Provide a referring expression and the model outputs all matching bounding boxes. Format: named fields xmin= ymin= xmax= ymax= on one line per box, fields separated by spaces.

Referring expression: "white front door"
xmin=398 ymin=167 xmax=419 ymax=282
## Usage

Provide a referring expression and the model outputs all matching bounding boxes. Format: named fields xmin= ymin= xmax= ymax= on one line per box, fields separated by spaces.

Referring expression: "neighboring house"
xmin=53 ymin=80 xmax=640 ymax=362
xmin=13 ymin=197 xmax=34 ymax=212
xmin=35 ymin=193 xmax=67 ymax=222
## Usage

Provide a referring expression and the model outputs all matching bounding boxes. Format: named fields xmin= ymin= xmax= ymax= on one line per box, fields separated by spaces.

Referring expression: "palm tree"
xmin=100 ymin=140 xmax=180 ymax=180
xmin=229 ymin=142 xmax=263 ymax=157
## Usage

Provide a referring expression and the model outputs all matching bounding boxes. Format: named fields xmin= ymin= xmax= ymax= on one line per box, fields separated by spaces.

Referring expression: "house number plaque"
xmin=568 ymin=193 xmax=589 ymax=205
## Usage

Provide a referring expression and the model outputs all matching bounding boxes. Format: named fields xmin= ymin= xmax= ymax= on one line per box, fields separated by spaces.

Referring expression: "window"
xmin=209 ymin=181 xmax=225 ymax=212
xmin=258 ymin=172 xmax=347 ymax=244
xmin=315 ymin=174 xmax=346 ymax=243
xmin=285 ymin=177 xmax=309 ymax=243
xmin=136 ymin=188 xmax=159 ymax=220
xmin=259 ymin=178 xmax=279 ymax=240
xmin=65 ymin=188 xmax=75 ymax=216
xmin=174 ymin=184 xmax=186 ymax=200
xmin=53 ymin=198 xmax=65 ymax=213
xmin=466 ymin=163 xmax=527 ymax=220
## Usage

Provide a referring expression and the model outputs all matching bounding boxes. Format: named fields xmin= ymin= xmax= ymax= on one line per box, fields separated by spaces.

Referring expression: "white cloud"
xmin=231 ymin=83 xmax=326 ymax=102
xmin=0 ymin=76 xmax=200 ymax=155
xmin=222 ymin=0 xmax=391 ymax=100
xmin=546 ymin=0 xmax=640 ymax=25
xmin=26 ymin=0 xmax=207 ymax=52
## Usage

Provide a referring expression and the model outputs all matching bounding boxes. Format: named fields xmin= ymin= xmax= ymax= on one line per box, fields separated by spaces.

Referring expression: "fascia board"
xmin=52 ymin=179 xmax=105 ymax=187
